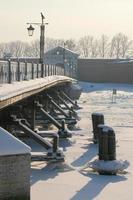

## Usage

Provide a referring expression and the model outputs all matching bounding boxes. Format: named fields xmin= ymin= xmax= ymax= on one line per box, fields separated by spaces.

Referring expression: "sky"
xmin=0 ymin=0 xmax=133 ymax=42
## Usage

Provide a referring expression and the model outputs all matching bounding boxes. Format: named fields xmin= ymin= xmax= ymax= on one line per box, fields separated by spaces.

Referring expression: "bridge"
xmin=0 ymin=60 xmax=81 ymax=162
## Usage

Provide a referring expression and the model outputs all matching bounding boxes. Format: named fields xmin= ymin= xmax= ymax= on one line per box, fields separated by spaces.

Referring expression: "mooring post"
xmin=98 ymin=125 xmax=116 ymax=175
xmin=91 ymin=112 xmax=104 ymax=144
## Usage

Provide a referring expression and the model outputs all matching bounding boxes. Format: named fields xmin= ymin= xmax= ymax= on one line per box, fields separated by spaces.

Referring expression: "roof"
xmin=44 ymin=46 xmax=79 ymax=56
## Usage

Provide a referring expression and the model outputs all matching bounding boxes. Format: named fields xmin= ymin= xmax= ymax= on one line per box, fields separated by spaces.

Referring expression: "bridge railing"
xmin=0 ymin=60 xmax=66 ymax=84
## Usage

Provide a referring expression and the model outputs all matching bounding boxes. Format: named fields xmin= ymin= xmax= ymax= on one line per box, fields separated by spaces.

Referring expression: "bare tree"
xmin=45 ymin=38 xmax=65 ymax=52
xmin=109 ymin=33 xmax=132 ymax=59
xmin=78 ymin=36 xmax=92 ymax=58
xmin=65 ymin=39 xmax=77 ymax=51
xmin=120 ymin=35 xmax=132 ymax=58
xmin=98 ymin=35 xmax=109 ymax=58
xmin=30 ymin=40 xmax=40 ymax=57
xmin=90 ymin=38 xmax=99 ymax=58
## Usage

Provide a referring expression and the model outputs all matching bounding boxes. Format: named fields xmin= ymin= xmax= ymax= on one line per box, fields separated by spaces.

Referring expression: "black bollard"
xmin=91 ymin=113 xmax=104 ymax=144
xmin=98 ymin=125 xmax=116 ymax=175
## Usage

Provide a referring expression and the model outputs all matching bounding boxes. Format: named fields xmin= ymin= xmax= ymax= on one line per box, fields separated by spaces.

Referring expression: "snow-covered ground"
xmin=31 ymin=81 xmax=133 ymax=200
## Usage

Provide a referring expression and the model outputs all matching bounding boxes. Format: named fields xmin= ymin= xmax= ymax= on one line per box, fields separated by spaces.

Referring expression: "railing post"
xmin=51 ymin=65 xmax=53 ymax=75
xmin=17 ymin=60 xmax=20 ymax=81
xmin=41 ymin=63 xmax=44 ymax=78
xmin=55 ymin=65 xmax=57 ymax=75
xmin=44 ymin=64 xmax=46 ymax=77
xmin=37 ymin=64 xmax=39 ymax=78
xmin=25 ymin=61 xmax=27 ymax=80
xmin=31 ymin=62 xmax=34 ymax=79
xmin=8 ymin=59 xmax=12 ymax=84
xmin=48 ymin=65 xmax=50 ymax=76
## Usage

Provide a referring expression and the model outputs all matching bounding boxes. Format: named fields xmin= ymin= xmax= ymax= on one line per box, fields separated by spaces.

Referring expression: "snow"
xmin=0 ymin=127 xmax=31 ymax=156
xmin=30 ymin=81 xmax=133 ymax=200
xmin=88 ymin=159 xmax=129 ymax=173
xmin=102 ymin=126 xmax=113 ymax=132
xmin=0 ymin=76 xmax=72 ymax=101
xmin=92 ymin=112 xmax=104 ymax=116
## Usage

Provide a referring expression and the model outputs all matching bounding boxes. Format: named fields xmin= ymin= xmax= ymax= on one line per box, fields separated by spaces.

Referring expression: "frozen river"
xmin=31 ymin=82 xmax=133 ymax=200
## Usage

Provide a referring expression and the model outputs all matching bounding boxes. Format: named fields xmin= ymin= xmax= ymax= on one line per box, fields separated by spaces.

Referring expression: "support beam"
xmin=46 ymin=94 xmax=69 ymax=118
xmin=35 ymin=101 xmax=72 ymax=138
xmin=61 ymin=91 xmax=80 ymax=109
xmin=11 ymin=115 xmax=65 ymax=161
xmin=56 ymin=93 xmax=79 ymax=120
xmin=11 ymin=115 xmax=52 ymax=150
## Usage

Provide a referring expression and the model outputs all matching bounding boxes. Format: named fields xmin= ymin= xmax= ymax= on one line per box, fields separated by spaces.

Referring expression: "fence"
xmin=0 ymin=60 xmax=65 ymax=84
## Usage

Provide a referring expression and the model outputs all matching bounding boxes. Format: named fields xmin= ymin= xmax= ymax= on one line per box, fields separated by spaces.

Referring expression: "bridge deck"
xmin=0 ymin=75 xmax=72 ymax=110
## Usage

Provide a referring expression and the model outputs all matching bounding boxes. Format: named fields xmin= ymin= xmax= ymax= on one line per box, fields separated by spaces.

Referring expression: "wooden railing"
xmin=0 ymin=61 xmax=66 ymax=84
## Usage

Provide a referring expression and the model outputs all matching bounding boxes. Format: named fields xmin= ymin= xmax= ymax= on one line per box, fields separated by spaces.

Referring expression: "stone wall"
xmin=78 ymin=59 xmax=133 ymax=83
xmin=0 ymin=153 xmax=31 ymax=200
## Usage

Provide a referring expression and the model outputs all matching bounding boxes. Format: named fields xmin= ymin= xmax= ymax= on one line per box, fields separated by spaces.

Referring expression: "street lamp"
xmin=27 ymin=13 xmax=48 ymax=64
xmin=27 ymin=25 xmax=34 ymax=36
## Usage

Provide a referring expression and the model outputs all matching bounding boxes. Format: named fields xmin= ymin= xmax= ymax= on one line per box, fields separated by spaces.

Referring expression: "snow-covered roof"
xmin=0 ymin=127 xmax=31 ymax=156
xmin=44 ymin=46 xmax=79 ymax=56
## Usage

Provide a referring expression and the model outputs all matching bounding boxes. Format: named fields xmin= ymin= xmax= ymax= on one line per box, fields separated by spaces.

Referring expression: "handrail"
xmin=0 ymin=60 xmax=73 ymax=84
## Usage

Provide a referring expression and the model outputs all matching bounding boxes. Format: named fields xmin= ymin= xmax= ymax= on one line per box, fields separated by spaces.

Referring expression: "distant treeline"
xmin=0 ymin=33 xmax=132 ymax=59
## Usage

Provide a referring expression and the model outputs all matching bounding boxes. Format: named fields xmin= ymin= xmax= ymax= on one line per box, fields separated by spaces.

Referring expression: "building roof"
xmin=44 ymin=46 xmax=79 ymax=56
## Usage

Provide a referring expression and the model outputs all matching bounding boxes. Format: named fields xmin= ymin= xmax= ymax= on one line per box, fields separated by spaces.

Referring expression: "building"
xmin=44 ymin=46 xmax=79 ymax=78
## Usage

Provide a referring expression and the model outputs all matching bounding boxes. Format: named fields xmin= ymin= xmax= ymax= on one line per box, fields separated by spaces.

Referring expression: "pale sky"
xmin=0 ymin=0 xmax=133 ymax=42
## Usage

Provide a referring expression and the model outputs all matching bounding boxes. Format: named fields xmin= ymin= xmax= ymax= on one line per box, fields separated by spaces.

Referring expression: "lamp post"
xmin=27 ymin=13 xmax=48 ymax=64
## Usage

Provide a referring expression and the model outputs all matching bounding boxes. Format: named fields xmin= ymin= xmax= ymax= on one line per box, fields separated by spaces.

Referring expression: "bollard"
xmin=91 ymin=113 xmax=104 ymax=144
xmin=98 ymin=125 xmax=116 ymax=175
xmin=89 ymin=125 xmax=129 ymax=175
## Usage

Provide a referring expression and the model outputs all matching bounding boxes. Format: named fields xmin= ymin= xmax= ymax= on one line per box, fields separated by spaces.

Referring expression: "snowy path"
xmin=31 ymin=82 xmax=133 ymax=200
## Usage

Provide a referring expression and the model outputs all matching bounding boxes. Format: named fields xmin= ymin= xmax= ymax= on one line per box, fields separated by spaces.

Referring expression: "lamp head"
xmin=27 ymin=25 xmax=35 ymax=36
